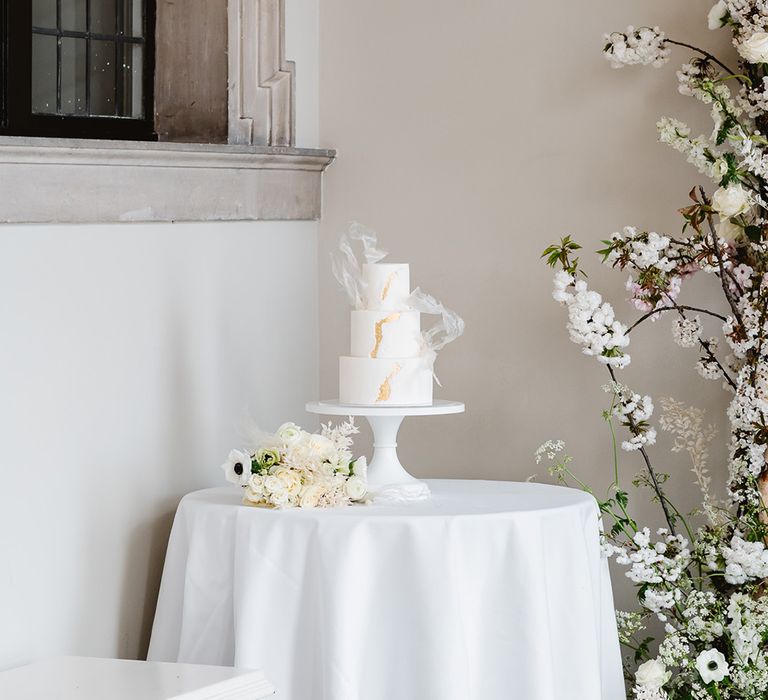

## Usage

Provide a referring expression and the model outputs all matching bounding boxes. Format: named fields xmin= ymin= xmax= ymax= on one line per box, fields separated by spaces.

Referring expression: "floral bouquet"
xmin=540 ymin=2 xmax=768 ymax=698
xmin=221 ymin=418 xmax=368 ymax=509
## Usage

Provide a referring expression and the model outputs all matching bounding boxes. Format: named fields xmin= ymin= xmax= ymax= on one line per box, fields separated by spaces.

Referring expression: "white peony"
xmin=711 ymin=185 xmax=751 ymax=218
xmin=708 ymin=0 xmax=728 ymax=30
xmin=345 ymin=475 xmax=367 ymax=501
xmin=738 ymin=32 xmax=768 ymax=63
xmin=276 ymin=422 xmax=302 ymax=445
xmin=263 ymin=474 xmax=292 ymax=506
xmin=308 ymin=434 xmax=337 ymax=460
xmin=635 ymin=658 xmax=670 ymax=689
xmin=695 ymin=648 xmax=729 ymax=684
xmin=299 ymin=481 xmax=326 ymax=508
xmin=221 ymin=449 xmax=251 ymax=486
xmin=272 ymin=467 xmax=303 ymax=497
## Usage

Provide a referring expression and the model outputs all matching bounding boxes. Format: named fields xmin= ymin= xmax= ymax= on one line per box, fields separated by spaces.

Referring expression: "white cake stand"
xmin=306 ymin=399 xmax=465 ymax=501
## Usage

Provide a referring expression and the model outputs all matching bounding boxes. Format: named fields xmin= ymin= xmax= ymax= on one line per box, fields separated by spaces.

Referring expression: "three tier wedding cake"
xmin=333 ymin=224 xmax=464 ymax=408
xmin=339 ymin=263 xmax=433 ymax=406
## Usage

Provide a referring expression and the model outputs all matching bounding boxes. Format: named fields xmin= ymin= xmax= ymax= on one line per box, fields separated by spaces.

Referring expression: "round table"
xmin=147 ymin=480 xmax=624 ymax=700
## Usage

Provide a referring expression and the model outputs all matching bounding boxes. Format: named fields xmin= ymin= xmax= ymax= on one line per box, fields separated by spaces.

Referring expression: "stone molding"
xmin=0 ymin=137 xmax=334 ymax=223
xmin=228 ymin=0 xmax=295 ymax=146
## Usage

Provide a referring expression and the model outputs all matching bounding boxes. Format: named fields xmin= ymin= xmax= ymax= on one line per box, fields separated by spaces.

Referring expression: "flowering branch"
xmin=542 ymin=8 xmax=768 ymax=697
xmin=607 ymin=366 xmax=678 ymax=536
xmin=664 ymin=38 xmax=742 ymax=82
xmin=626 ymin=305 xmax=727 ymax=333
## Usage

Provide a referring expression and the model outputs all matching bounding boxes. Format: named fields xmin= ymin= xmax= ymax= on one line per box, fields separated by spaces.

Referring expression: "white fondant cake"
xmin=350 ymin=310 xmax=421 ymax=358
xmin=362 ymin=263 xmax=410 ymax=311
xmin=339 ymin=263 xmax=433 ymax=406
xmin=339 ymin=357 xmax=432 ymax=406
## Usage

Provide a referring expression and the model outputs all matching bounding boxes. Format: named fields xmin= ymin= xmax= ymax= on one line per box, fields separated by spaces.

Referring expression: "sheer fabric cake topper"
xmin=331 ymin=222 xmax=465 ymax=384
xmin=331 ymin=221 xmax=387 ymax=309
xmin=407 ymin=288 xmax=466 ymax=386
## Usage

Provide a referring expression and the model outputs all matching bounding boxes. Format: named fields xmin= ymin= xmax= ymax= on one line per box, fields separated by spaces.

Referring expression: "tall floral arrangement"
xmin=542 ymin=4 xmax=768 ymax=699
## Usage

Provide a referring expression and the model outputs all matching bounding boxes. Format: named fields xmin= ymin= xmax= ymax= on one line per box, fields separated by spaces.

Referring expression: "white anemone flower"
xmin=695 ymin=648 xmax=729 ymax=684
xmin=221 ymin=449 xmax=252 ymax=486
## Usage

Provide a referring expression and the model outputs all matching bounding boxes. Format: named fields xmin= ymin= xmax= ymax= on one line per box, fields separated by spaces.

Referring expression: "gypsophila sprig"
xmin=542 ymin=4 xmax=768 ymax=697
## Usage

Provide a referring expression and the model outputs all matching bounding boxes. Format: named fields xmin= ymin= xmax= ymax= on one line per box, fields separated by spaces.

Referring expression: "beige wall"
xmin=319 ymin=1 xmax=733 ymax=608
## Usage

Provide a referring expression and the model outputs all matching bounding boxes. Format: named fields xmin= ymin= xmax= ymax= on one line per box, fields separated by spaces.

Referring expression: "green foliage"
xmin=541 ymin=235 xmax=583 ymax=276
xmin=716 ymin=114 xmax=737 ymax=146
xmin=745 ymin=225 xmax=763 ymax=242
xmin=634 ymin=636 xmax=654 ymax=663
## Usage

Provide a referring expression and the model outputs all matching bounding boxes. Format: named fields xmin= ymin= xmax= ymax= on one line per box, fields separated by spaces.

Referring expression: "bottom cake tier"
xmin=339 ymin=356 xmax=433 ymax=406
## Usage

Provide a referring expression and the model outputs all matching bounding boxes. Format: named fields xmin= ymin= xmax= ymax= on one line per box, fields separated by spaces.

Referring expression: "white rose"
xmin=245 ymin=474 xmax=266 ymax=503
xmin=708 ymin=0 xmax=728 ymax=30
xmin=345 ymin=476 xmax=367 ymax=501
xmin=351 ymin=456 xmax=367 ymax=481
xmin=712 ymin=185 xmax=751 ymax=218
xmin=221 ymin=449 xmax=251 ymax=486
xmin=264 ymin=474 xmax=289 ymax=505
xmin=276 ymin=422 xmax=302 ymax=445
xmin=635 ymin=659 xmax=670 ymax=690
xmin=695 ymin=648 xmax=729 ymax=684
xmin=299 ymin=482 xmax=326 ymax=508
xmin=738 ymin=32 xmax=768 ymax=63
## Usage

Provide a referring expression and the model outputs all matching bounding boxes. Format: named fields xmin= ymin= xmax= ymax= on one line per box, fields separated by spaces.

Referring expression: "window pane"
xmin=31 ymin=34 xmax=57 ymax=114
xmin=90 ymin=40 xmax=116 ymax=116
xmin=121 ymin=44 xmax=144 ymax=118
xmin=124 ymin=0 xmax=144 ymax=37
xmin=32 ymin=0 xmax=57 ymax=29
xmin=61 ymin=37 xmax=87 ymax=115
xmin=91 ymin=0 xmax=117 ymax=34
xmin=61 ymin=0 xmax=87 ymax=32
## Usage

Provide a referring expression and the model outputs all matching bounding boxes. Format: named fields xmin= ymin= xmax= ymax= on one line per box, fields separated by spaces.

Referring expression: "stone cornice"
xmin=0 ymin=136 xmax=335 ymax=223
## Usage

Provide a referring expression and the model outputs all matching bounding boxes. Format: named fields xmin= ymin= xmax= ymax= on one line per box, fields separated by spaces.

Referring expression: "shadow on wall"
xmin=115 ymin=303 xmax=206 ymax=660
xmin=119 ymin=507 xmax=178 ymax=659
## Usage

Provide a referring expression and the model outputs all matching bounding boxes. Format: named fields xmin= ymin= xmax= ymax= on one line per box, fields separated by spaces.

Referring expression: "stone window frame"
xmin=0 ymin=0 xmax=334 ymax=224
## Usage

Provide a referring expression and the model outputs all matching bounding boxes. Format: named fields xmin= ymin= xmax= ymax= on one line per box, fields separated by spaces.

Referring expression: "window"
xmin=1 ymin=0 xmax=156 ymax=140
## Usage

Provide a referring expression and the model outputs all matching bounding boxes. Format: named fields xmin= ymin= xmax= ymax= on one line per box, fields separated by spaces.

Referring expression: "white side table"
xmin=0 ymin=656 xmax=274 ymax=700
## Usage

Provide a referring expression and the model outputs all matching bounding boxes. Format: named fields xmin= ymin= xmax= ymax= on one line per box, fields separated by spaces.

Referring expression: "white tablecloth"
xmin=148 ymin=480 xmax=624 ymax=700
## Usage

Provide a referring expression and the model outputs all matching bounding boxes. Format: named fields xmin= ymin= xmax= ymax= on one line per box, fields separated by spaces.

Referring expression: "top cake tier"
xmin=363 ymin=263 xmax=410 ymax=311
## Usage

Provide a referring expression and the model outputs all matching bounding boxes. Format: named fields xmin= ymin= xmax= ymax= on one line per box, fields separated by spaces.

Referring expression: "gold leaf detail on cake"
xmin=376 ymin=364 xmax=402 ymax=402
xmin=380 ymin=271 xmax=398 ymax=301
xmin=370 ymin=312 xmax=401 ymax=358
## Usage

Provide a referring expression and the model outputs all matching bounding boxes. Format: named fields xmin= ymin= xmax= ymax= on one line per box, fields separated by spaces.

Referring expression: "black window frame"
xmin=0 ymin=0 xmax=156 ymax=141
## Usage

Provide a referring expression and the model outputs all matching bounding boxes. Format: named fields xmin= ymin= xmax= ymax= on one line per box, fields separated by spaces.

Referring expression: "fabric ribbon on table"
xmin=407 ymin=288 xmax=465 ymax=385
xmin=330 ymin=221 xmax=387 ymax=310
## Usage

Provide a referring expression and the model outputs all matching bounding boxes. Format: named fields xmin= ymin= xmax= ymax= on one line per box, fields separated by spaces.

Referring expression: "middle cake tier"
xmin=350 ymin=310 xmax=421 ymax=359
